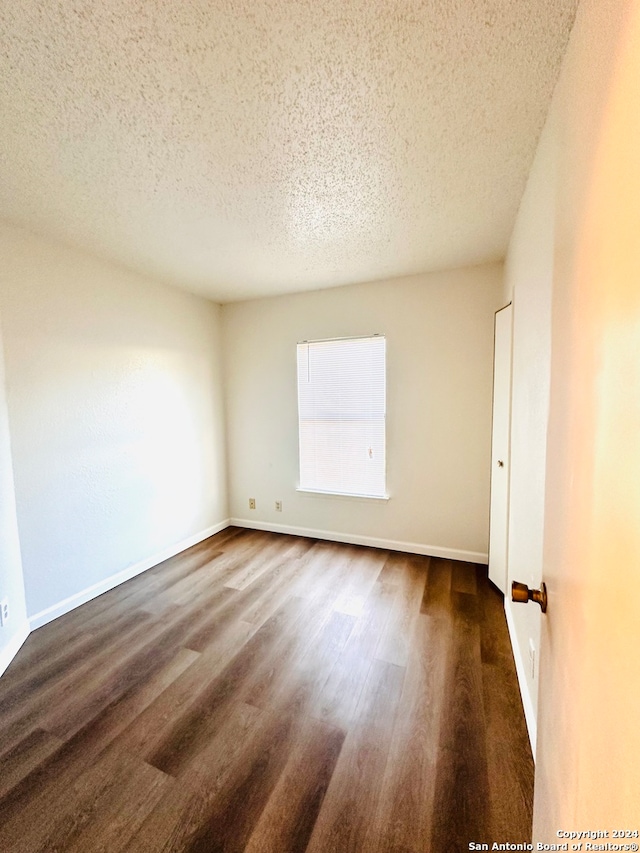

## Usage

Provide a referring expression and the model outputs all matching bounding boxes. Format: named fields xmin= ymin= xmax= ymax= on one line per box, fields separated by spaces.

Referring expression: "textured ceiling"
xmin=0 ymin=1 xmax=578 ymax=302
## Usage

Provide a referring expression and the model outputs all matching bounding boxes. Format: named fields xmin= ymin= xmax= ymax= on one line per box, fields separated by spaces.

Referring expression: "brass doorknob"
xmin=511 ymin=581 xmax=547 ymax=613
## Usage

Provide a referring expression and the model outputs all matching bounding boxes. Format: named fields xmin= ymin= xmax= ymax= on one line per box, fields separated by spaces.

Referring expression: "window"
xmin=297 ymin=335 xmax=386 ymax=498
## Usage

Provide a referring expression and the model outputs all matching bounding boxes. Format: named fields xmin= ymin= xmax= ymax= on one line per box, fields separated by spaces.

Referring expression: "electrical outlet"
xmin=529 ymin=638 xmax=536 ymax=679
xmin=275 ymin=501 xmax=282 ymax=512
xmin=249 ymin=498 xmax=256 ymax=510
xmin=0 ymin=598 xmax=9 ymax=627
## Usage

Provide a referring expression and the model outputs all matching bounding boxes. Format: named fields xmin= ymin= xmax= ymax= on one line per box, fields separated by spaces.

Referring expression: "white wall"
xmin=0 ymin=312 xmax=28 ymax=676
xmin=501 ymin=115 xmax=558 ymax=749
xmin=222 ymin=264 xmax=503 ymax=561
xmin=0 ymin=223 xmax=228 ymax=626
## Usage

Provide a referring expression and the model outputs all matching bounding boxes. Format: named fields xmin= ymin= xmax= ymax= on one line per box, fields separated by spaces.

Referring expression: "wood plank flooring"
xmin=0 ymin=528 xmax=534 ymax=852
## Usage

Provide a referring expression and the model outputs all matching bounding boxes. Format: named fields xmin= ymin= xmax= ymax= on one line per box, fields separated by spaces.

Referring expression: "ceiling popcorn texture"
xmin=0 ymin=0 xmax=578 ymax=302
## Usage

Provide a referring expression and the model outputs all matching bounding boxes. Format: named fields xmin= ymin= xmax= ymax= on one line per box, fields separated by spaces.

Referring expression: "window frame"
xmin=296 ymin=334 xmax=388 ymax=501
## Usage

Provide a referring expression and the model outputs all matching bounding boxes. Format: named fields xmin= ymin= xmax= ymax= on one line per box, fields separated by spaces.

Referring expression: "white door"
xmin=532 ymin=0 xmax=640 ymax=833
xmin=488 ymin=304 xmax=512 ymax=593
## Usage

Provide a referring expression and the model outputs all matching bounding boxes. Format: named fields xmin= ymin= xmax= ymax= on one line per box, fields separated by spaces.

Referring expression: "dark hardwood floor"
xmin=0 ymin=528 xmax=534 ymax=852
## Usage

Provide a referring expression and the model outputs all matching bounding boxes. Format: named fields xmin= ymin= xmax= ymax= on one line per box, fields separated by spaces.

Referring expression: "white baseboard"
xmin=229 ymin=518 xmax=488 ymax=564
xmin=504 ymin=601 xmax=537 ymax=757
xmin=28 ymin=520 xmax=230 ymax=631
xmin=0 ymin=622 xmax=30 ymax=678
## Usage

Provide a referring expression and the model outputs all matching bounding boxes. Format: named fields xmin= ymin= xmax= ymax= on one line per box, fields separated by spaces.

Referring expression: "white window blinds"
xmin=297 ymin=335 xmax=386 ymax=498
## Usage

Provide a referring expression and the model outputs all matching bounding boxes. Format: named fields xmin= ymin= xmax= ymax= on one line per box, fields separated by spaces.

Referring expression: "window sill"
xmin=296 ymin=488 xmax=390 ymax=502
